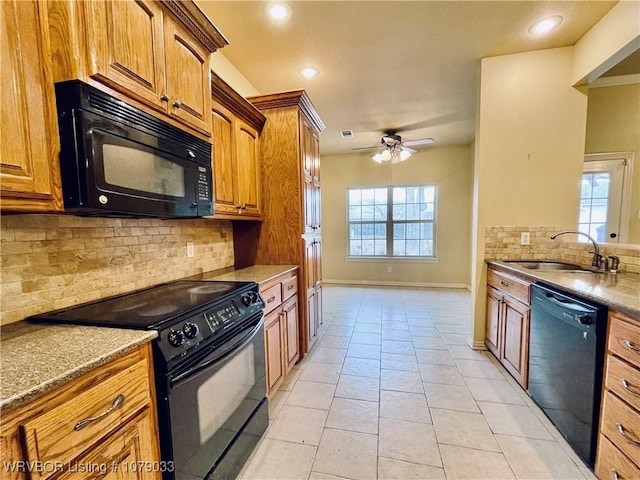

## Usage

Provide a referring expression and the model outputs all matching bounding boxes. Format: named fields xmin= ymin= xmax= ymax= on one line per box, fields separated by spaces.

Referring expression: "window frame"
xmin=346 ymin=184 xmax=437 ymax=259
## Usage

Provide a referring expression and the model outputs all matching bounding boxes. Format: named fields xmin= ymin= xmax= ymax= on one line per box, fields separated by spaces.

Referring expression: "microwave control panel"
xmin=197 ymin=166 xmax=210 ymax=201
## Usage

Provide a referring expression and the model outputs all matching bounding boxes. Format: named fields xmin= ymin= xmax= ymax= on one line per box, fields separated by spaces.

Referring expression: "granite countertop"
xmin=487 ymin=260 xmax=640 ymax=320
xmin=189 ymin=264 xmax=298 ymax=285
xmin=0 ymin=322 xmax=156 ymax=413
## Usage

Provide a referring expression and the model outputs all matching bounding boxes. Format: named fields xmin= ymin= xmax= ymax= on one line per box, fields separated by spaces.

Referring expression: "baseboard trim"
xmin=468 ymin=339 xmax=487 ymax=350
xmin=323 ymin=279 xmax=470 ymax=289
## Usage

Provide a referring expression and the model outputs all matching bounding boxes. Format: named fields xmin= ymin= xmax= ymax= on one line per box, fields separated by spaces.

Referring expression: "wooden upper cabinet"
xmin=0 ymin=0 xmax=63 ymax=212
xmin=84 ymin=0 xmax=166 ymax=112
xmin=210 ymin=72 xmax=265 ymax=219
xmin=164 ymin=17 xmax=210 ymax=133
xmin=49 ymin=0 xmax=227 ymax=139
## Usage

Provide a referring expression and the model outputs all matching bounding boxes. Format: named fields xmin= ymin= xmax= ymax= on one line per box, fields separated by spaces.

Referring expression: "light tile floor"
xmin=240 ymin=285 xmax=598 ymax=480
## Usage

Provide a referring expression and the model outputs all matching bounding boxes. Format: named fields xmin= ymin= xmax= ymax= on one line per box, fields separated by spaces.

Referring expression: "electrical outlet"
xmin=520 ymin=232 xmax=531 ymax=246
xmin=387 ymin=266 xmax=392 ymax=273
xmin=187 ymin=242 xmax=195 ymax=258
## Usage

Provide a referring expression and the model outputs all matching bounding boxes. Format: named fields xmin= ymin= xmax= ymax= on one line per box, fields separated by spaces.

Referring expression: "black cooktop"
xmin=28 ymin=280 xmax=255 ymax=330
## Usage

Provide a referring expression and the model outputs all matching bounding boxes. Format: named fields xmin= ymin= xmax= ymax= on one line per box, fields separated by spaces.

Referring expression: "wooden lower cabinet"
xmin=261 ymin=270 xmax=300 ymax=395
xmin=595 ymin=310 xmax=640 ymax=479
xmin=485 ymin=267 xmax=531 ymax=388
xmin=0 ymin=344 xmax=160 ymax=480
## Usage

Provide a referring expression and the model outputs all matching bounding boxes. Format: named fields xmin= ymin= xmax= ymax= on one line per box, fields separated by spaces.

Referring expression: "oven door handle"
xmin=169 ymin=315 xmax=264 ymax=387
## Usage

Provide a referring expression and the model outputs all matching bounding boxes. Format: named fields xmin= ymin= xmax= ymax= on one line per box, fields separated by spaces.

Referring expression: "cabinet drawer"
xmin=282 ymin=275 xmax=298 ymax=301
xmin=262 ymin=283 xmax=282 ymax=315
xmin=21 ymin=359 xmax=151 ymax=471
xmin=596 ymin=434 xmax=640 ymax=480
xmin=608 ymin=316 xmax=640 ymax=370
xmin=600 ymin=391 xmax=640 ymax=466
xmin=487 ymin=269 xmax=529 ymax=305
xmin=605 ymin=355 xmax=640 ymax=413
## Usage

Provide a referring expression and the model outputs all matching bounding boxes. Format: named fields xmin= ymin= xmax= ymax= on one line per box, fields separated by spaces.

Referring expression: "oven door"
xmin=163 ymin=314 xmax=267 ymax=480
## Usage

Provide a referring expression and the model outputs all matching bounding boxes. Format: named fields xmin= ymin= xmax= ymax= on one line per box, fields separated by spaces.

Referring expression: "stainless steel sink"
xmin=506 ymin=261 xmax=592 ymax=272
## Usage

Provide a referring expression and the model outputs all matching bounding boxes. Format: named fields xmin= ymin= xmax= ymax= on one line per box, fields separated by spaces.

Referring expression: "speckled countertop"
xmin=487 ymin=260 xmax=640 ymax=320
xmin=0 ymin=322 xmax=156 ymax=413
xmin=188 ymin=264 xmax=298 ymax=285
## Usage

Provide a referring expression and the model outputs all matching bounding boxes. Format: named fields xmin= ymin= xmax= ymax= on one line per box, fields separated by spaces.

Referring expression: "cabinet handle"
xmin=500 ymin=280 xmax=509 ymax=287
xmin=611 ymin=470 xmax=619 ymax=480
xmin=160 ymin=94 xmax=169 ymax=102
xmin=267 ymin=296 xmax=276 ymax=303
xmin=624 ymin=339 xmax=640 ymax=352
xmin=287 ymin=285 xmax=294 ymax=290
xmin=621 ymin=379 xmax=640 ymax=396
xmin=74 ymin=394 xmax=125 ymax=431
xmin=172 ymin=100 xmax=181 ymax=109
xmin=616 ymin=423 xmax=640 ymax=446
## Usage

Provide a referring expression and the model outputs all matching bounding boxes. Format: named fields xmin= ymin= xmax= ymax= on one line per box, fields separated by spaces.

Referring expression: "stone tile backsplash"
xmin=485 ymin=225 xmax=640 ymax=274
xmin=1 ymin=215 xmax=234 ymax=325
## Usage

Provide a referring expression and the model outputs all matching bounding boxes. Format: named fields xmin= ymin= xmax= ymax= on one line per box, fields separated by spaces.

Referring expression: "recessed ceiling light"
xmin=298 ymin=66 xmax=319 ymax=79
xmin=528 ymin=16 xmax=563 ymax=35
xmin=265 ymin=2 xmax=292 ymax=21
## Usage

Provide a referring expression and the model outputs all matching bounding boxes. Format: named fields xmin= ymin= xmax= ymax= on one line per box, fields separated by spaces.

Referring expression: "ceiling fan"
xmin=352 ymin=130 xmax=434 ymax=164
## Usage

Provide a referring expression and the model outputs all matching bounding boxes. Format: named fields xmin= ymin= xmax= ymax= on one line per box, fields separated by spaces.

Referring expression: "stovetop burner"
xmin=28 ymin=280 xmax=259 ymax=330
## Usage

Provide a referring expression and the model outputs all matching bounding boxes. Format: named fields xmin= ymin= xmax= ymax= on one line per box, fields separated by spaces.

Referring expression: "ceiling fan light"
xmin=372 ymin=152 xmax=384 ymax=163
xmin=399 ymin=149 xmax=412 ymax=161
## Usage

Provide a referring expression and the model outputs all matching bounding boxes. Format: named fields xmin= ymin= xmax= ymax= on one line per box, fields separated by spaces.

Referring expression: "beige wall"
xmin=1 ymin=215 xmax=234 ymax=325
xmin=585 ymin=83 xmax=640 ymax=244
xmin=210 ymin=52 xmax=260 ymax=97
xmin=322 ymin=146 xmax=473 ymax=287
xmin=471 ymin=46 xmax=589 ymax=347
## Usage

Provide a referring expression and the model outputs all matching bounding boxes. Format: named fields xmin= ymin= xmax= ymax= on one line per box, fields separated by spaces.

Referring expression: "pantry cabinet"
xmin=246 ymin=90 xmax=325 ymax=356
xmin=0 ymin=344 xmax=160 ymax=480
xmin=261 ymin=270 xmax=300 ymax=395
xmin=595 ymin=310 xmax=640 ymax=479
xmin=0 ymin=0 xmax=63 ymax=213
xmin=485 ymin=267 xmax=530 ymax=388
xmin=48 ymin=0 xmax=227 ymax=137
xmin=210 ymin=72 xmax=265 ymax=219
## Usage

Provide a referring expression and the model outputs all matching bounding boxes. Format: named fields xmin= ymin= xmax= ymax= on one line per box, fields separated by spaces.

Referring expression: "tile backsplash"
xmin=1 ymin=215 xmax=234 ymax=325
xmin=485 ymin=225 xmax=640 ymax=274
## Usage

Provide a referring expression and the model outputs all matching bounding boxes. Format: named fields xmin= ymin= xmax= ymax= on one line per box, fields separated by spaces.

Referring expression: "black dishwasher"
xmin=528 ymin=283 xmax=607 ymax=468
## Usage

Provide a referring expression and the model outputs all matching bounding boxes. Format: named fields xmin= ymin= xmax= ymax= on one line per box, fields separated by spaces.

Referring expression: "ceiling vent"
xmin=340 ymin=130 xmax=354 ymax=138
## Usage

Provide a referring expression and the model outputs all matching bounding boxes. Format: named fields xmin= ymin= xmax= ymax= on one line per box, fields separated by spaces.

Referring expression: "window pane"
xmin=350 ymin=224 xmax=361 ymax=239
xmin=349 ymin=189 xmax=362 ymax=205
xmin=420 ymin=203 xmax=434 ymax=220
xmin=406 ymin=240 xmax=420 ymax=256
xmin=406 ymin=204 xmax=420 ymax=220
xmin=420 ymin=223 xmax=433 ymax=240
xmin=393 ymin=204 xmax=406 ymax=220
xmin=393 ymin=224 xmax=405 ymax=239
xmin=362 ymin=189 xmax=375 ymax=204
xmin=407 ymin=223 xmax=419 ymax=239
xmin=423 ymin=186 xmax=435 ymax=203
xmin=393 ymin=187 xmax=406 ymax=203
xmin=420 ymin=240 xmax=433 ymax=256
xmin=362 ymin=206 xmax=375 ymax=220
xmin=350 ymin=241 xmax=361 ymax=255
xmin=393 ymin=241 xmax=405 ymax=256
xmin=374 ymin=205 xmax=387 ymax=221
xmin=375 ymin=188 xmax=387 ymax=203
xmin=580 ymin=175 xmax=593 ymax=199
xmin=362 ymin=223 xmax=374 ymax=238
xmin=375 ymin=224 xmax=386 ymax=239
xmin=374 ymin=240 xmax=386 ymax=255
xmin=349 ymin=206 xmax=361 ymax=221
xmin=362 ymin=240 xmax=374 ymax=255
xmin=593 ymin=173 xmax=610 ymax=198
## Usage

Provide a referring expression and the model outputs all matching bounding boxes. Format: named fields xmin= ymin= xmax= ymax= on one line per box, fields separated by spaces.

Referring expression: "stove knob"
xmin=250 ymin=291 xmax=259 ymax=303
xmin=578 ymin=315 xmax=593 ymax=325
xmin=242 ymin=294 xmax=252 ymax=306
xmin=168 ymin=329 xmax=185 ymax=347
xmin=183 ymin=322 xmax=199 ymax=339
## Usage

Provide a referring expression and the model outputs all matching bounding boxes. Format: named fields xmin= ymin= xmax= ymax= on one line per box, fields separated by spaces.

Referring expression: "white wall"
xmin=322 ymin=146 xmax=473 ymax=287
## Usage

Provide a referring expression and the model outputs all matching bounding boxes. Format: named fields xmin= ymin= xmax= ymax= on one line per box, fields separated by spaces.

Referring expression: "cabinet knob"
xmin=160 ymin=94 xmax=169 ymax=102
xmin=173 ymin=100 xmax=181 ymax=108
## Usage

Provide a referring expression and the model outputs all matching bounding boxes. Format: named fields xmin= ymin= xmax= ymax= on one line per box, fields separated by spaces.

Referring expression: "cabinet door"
xmin=57 ymin=410 xmax=158 ymax=480
xmin=501 ymin=296 xmax=530 ymax=388
xmin=1 ymin=0 xmax=62 ymax=212
xmin=265 ymin=309 xmax=284 ymax=394
xmin=84 ymin=0 xmax=166 ymax=111
xmin=283 ymin=296 xmax=299 ymax=370
xmin=301 ymin=119 xmax=315 ymax=234
xmin=211 ymin=102 xmax=237 ymax=215
xmin=164 ymin=16 xmax=210 ymax=134
xmin=485 ymin=286 xmax=502 ymax=357
xmin=313 ymin=238 xmax=323 ymax=327
xmin=235 ymin=120 xmax=261 ymax=217
xmin=304 ymin=239 xmax=318 ymax=349
xmin=312 ymin=130 xmax=321 ymax=232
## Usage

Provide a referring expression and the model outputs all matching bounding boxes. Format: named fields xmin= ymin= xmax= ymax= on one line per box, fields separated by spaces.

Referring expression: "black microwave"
xmin=54 ymin=81 xmax=213 ymax=218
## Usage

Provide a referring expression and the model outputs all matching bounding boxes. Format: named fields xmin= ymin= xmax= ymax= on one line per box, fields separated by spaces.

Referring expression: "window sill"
xmin=345 ymin=256 xmax=439 ymax=263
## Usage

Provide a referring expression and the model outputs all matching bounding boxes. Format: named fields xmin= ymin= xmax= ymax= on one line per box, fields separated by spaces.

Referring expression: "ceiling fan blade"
xmin=402 ymin=137 xmax=434 ymax=147
xmin=401 ymin=146 xmax=417 ymax=154
xmin=351 ymin=145 xmax=382 ymax=151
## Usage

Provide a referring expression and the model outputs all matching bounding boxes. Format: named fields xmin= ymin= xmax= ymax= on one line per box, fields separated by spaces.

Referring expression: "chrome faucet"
xmin=549 ymin=230 xmax=604 ymax=269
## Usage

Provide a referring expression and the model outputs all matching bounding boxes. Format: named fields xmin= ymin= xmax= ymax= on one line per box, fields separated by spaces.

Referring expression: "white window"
xmin=347 ymin=185 xmax=436 ymax=257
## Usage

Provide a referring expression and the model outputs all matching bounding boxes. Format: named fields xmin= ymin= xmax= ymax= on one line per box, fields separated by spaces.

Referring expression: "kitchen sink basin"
xmin=506 ymin=261 xmax=592 ymax=272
